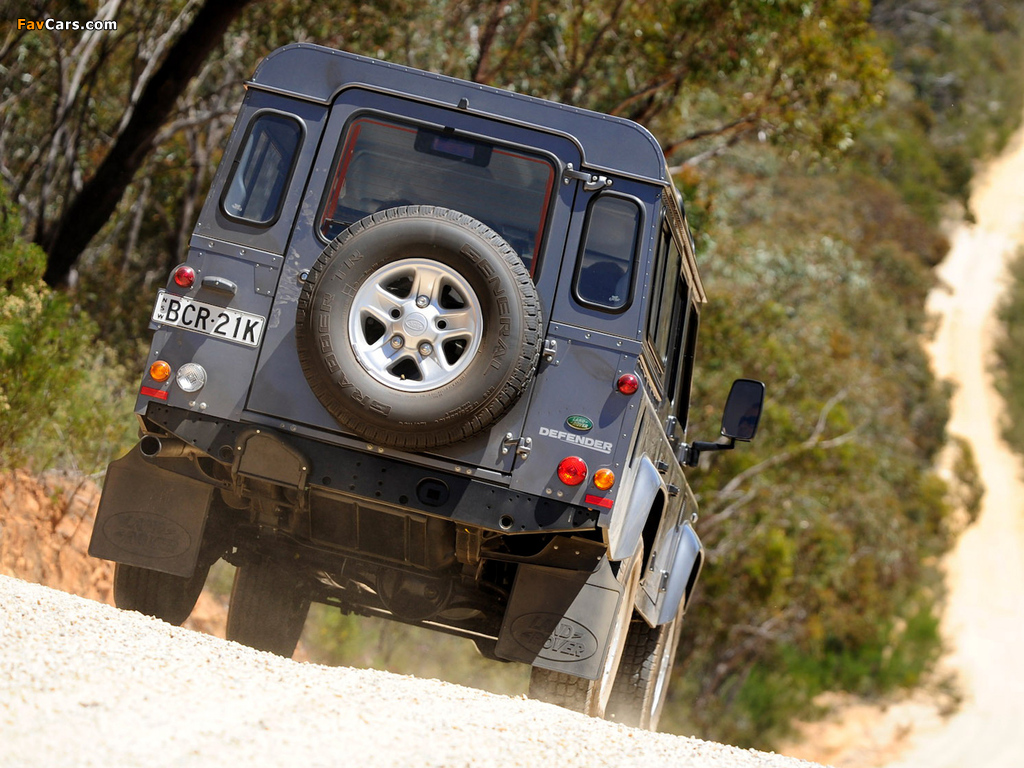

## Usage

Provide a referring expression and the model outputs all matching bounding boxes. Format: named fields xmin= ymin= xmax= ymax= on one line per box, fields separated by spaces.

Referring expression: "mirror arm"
xmin=681 ymin=438 xmax=736 ymax=467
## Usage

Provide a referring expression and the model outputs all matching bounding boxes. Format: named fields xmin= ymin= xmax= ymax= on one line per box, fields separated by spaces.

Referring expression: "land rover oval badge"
xmin=565 ymin=415 xmax=593 ymax=432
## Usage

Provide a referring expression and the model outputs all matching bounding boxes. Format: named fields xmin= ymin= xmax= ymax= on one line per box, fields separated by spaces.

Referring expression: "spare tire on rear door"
xmin=296 ymin=206 xmax=542 ymax=450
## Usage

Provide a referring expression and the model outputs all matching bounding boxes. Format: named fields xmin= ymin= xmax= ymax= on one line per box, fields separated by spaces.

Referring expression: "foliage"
xmin=994 ymin=248 xmax=1024 ymax=456
xmin=660 ymin=144 xmax=965 ymax=745
xmin=1 ymin=0 xmax=887 ymax=363
xmin=860 ymin=0 xmax=1024 ymax=221
xmin=0 ymin=186 xmax=135 ymax=472
xmin=301 ymin=605 xmax=529 ymax=696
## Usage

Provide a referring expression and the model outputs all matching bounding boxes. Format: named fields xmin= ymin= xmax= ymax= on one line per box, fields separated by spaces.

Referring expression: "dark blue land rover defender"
xmin=90 ymin=44 xmax=764 ymax=730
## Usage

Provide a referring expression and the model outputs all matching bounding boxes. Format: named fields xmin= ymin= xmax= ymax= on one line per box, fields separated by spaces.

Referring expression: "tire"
xmin=113 ymin=561 xmax=210 ymax=626
xmin=605 ymin=613 xmax=683 ymax=731
xmin=225 ymin=556 xmax=311 ymax=657
xmin=528 ymin=548 xmax=643 ymax=718
xmin=296 ymin=206 xmax=542 ymax=450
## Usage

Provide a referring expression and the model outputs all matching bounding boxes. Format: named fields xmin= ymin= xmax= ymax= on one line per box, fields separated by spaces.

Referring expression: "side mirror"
xmin=681 ymin=378 xmax=766 ymax=467
xmin=720 ymin=378 xmax=765 ymax=442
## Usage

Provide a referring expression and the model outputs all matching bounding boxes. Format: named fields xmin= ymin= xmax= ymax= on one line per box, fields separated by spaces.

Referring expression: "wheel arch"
xmin=607 ymin=455 xmax=662 ymax=561
xmin=653 ymin=522 xmax=704 ymax=626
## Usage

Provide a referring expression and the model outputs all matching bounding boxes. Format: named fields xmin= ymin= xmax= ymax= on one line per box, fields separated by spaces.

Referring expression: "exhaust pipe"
xmin=139 ymin=435 xmax=190 ymax=458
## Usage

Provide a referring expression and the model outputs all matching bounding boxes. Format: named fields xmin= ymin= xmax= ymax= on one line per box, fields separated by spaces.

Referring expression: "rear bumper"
xmin=102 ymin=404 xmax=600 ymax=549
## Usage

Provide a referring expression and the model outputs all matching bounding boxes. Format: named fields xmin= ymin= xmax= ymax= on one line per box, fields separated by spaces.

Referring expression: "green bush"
xmin=994 ymin=248 xmax=1024 ymax=456
xmin=660 ymin=147 xmax=960 ymax=747
xmin=0 ymin=188 xmax=135 ymax=473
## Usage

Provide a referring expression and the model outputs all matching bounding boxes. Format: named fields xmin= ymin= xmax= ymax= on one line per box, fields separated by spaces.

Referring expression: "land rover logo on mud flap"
xmin=509 ymin=613 xmax=598 ymax=662
xmin=102 ymin=511 xmax=192 ymax=559
xmin=565 ymin=415 xmax=593 ymax=432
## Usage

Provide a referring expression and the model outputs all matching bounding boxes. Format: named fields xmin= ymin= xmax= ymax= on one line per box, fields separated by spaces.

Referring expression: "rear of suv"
xmin=90 ymin=43 xmax=764 ymax=730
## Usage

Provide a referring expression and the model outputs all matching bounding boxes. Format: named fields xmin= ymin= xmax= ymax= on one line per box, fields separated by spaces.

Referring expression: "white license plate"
xmin=152 ymin=291 xmax=265 ymax=347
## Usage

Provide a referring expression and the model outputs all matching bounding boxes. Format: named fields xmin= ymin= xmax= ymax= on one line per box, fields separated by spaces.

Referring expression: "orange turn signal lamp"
xmin=149 ymin=360 xmax=171 ymax=382
xmin=593 ymin=468 xmax=615 ymax=490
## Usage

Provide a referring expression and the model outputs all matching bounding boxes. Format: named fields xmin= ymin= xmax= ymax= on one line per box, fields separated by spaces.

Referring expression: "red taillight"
xmin=617 ymin=373 xmax=639 ymax=395
xmin=557 ymin=456 xmax=588 ymax=486
xmin=173 ymin=265 xmax=196 ymax=288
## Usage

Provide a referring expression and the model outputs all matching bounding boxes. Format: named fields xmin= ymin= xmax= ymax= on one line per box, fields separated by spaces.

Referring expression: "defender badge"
xmin=565 ymin=415 xmax=593 ymax=432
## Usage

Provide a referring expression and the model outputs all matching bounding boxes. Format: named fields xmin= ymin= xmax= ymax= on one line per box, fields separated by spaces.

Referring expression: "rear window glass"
xmin=222 ymin=114 xmax=302 ymax=224
xmin=319 ymin=116 xmax=556 ymax=273
xmin=574 ymin=195 xmax=640 ymax=311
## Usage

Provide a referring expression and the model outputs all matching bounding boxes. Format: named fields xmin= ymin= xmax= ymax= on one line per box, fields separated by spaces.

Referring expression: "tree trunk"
xmin=40 ymin=0 xmax=252 ymax=287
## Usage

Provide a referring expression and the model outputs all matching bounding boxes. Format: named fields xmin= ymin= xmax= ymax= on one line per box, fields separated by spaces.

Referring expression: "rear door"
xmin=244 ymin=87 xmax=581 ymax=474
xmin=509 ymin=179 xmax=658 ymax=497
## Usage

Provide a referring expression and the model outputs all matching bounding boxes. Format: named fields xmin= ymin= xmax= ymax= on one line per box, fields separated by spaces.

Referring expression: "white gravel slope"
xmin=0 ymin=575 xmax=823 ymax=768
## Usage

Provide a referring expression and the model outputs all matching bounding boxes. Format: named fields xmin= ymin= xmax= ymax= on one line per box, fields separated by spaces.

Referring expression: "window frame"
xmin=570 ymin=191 xmax=643 ymax=314
xmin=643 ymin=211 xmax=696 ymax=410
xmin=315 ymin=110 xmax=559 ymax=277
xmin=219 ymin=110 xmax=305 ymax=228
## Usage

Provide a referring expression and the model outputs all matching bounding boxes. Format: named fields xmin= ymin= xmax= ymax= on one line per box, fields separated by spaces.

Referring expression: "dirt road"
xmin=885 ymin=124 xmax=1024 ymax=767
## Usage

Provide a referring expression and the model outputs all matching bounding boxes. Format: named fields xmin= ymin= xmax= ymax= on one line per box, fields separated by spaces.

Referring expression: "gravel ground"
xmin=0 ymin=575 xmax=825 ymax=768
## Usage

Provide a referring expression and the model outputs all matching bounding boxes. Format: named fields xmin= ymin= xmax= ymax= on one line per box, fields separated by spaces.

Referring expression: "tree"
xmin=43 ymin=0 xmax=252 ymax=286
xmin=2 ymin=0 xmax=888 ymax=288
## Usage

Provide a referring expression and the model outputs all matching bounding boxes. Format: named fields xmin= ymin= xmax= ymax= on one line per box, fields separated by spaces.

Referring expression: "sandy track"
xmin=883 ymin=124 xmax=1024 ymax=768
xmin=0 ymin=575 xmax=822 ymax=768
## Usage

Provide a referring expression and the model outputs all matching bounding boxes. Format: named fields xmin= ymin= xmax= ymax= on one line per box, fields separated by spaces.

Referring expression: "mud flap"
xmin=494 ymin=558 xmax=623 ymax=680
xmin=88 ymin=444 xmax=214 ymax=577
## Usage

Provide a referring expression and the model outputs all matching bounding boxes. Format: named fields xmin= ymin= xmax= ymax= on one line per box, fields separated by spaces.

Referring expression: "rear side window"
xmin=319 ymin=116 xmax=556 ymax=273
xmin=648 ymin=224 xmax=684 ymax=370
xmin=222 ymin=113 xmax=302 ymax=225
xmin=574 ymin=195 xmax=640 ymax=311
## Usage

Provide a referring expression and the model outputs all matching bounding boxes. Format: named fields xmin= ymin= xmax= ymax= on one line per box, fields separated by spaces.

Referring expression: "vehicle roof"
xmin=248 ymin=44 xmax=672 ymax=186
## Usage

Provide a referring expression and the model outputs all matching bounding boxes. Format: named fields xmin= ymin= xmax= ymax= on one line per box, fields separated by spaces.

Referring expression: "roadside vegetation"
xmin=1 ymin=0 xmax=1020 ymax=750
xmin=995 ymin=248 xmax=1024 ymax=455
xmin=0 ymin=188 xmax=135 ymax=473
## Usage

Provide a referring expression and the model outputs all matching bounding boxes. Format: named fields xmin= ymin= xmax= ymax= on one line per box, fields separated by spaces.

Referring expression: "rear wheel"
xmin=605 ymin=613 xmax=683 ymax=730
xmin=113 ymin=562 xmax=210 ymax=626
xmin=528 ymin=548 xmax=643 ymax=717
xmin=226 ymin=556 xmax=311 ymax=657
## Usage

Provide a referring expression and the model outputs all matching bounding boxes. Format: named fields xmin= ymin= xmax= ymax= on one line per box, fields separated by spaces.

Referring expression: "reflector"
xmin=173 ymin=265 xmax=196 ymax=288
xmin=617 ymin=373 xmax=639 ymax=395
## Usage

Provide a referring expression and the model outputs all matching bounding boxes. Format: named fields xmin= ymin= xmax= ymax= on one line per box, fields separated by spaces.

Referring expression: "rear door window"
xmin=318 ymin=116 xmax=556 ymax=273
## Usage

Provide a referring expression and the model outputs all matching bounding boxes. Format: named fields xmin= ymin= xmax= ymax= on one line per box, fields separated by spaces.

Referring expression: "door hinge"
xmin=502 ymin=433 xmax=532 ymax=460
xmin=542 ymin=338 xmax=558 ymax=363
xmin=562 ymin=163 xmax=612 ymax=191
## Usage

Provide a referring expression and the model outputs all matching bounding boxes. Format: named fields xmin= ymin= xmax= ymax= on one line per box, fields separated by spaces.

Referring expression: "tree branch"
xmin=40 ymin=0 xmax=252 ymax=287
xmin=699 ymin=390 xmax=859 ymax=528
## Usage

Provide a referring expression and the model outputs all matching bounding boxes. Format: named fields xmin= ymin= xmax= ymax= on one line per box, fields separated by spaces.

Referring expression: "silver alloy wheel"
xmin=348 ymin=258 xmax=483 ymax=392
